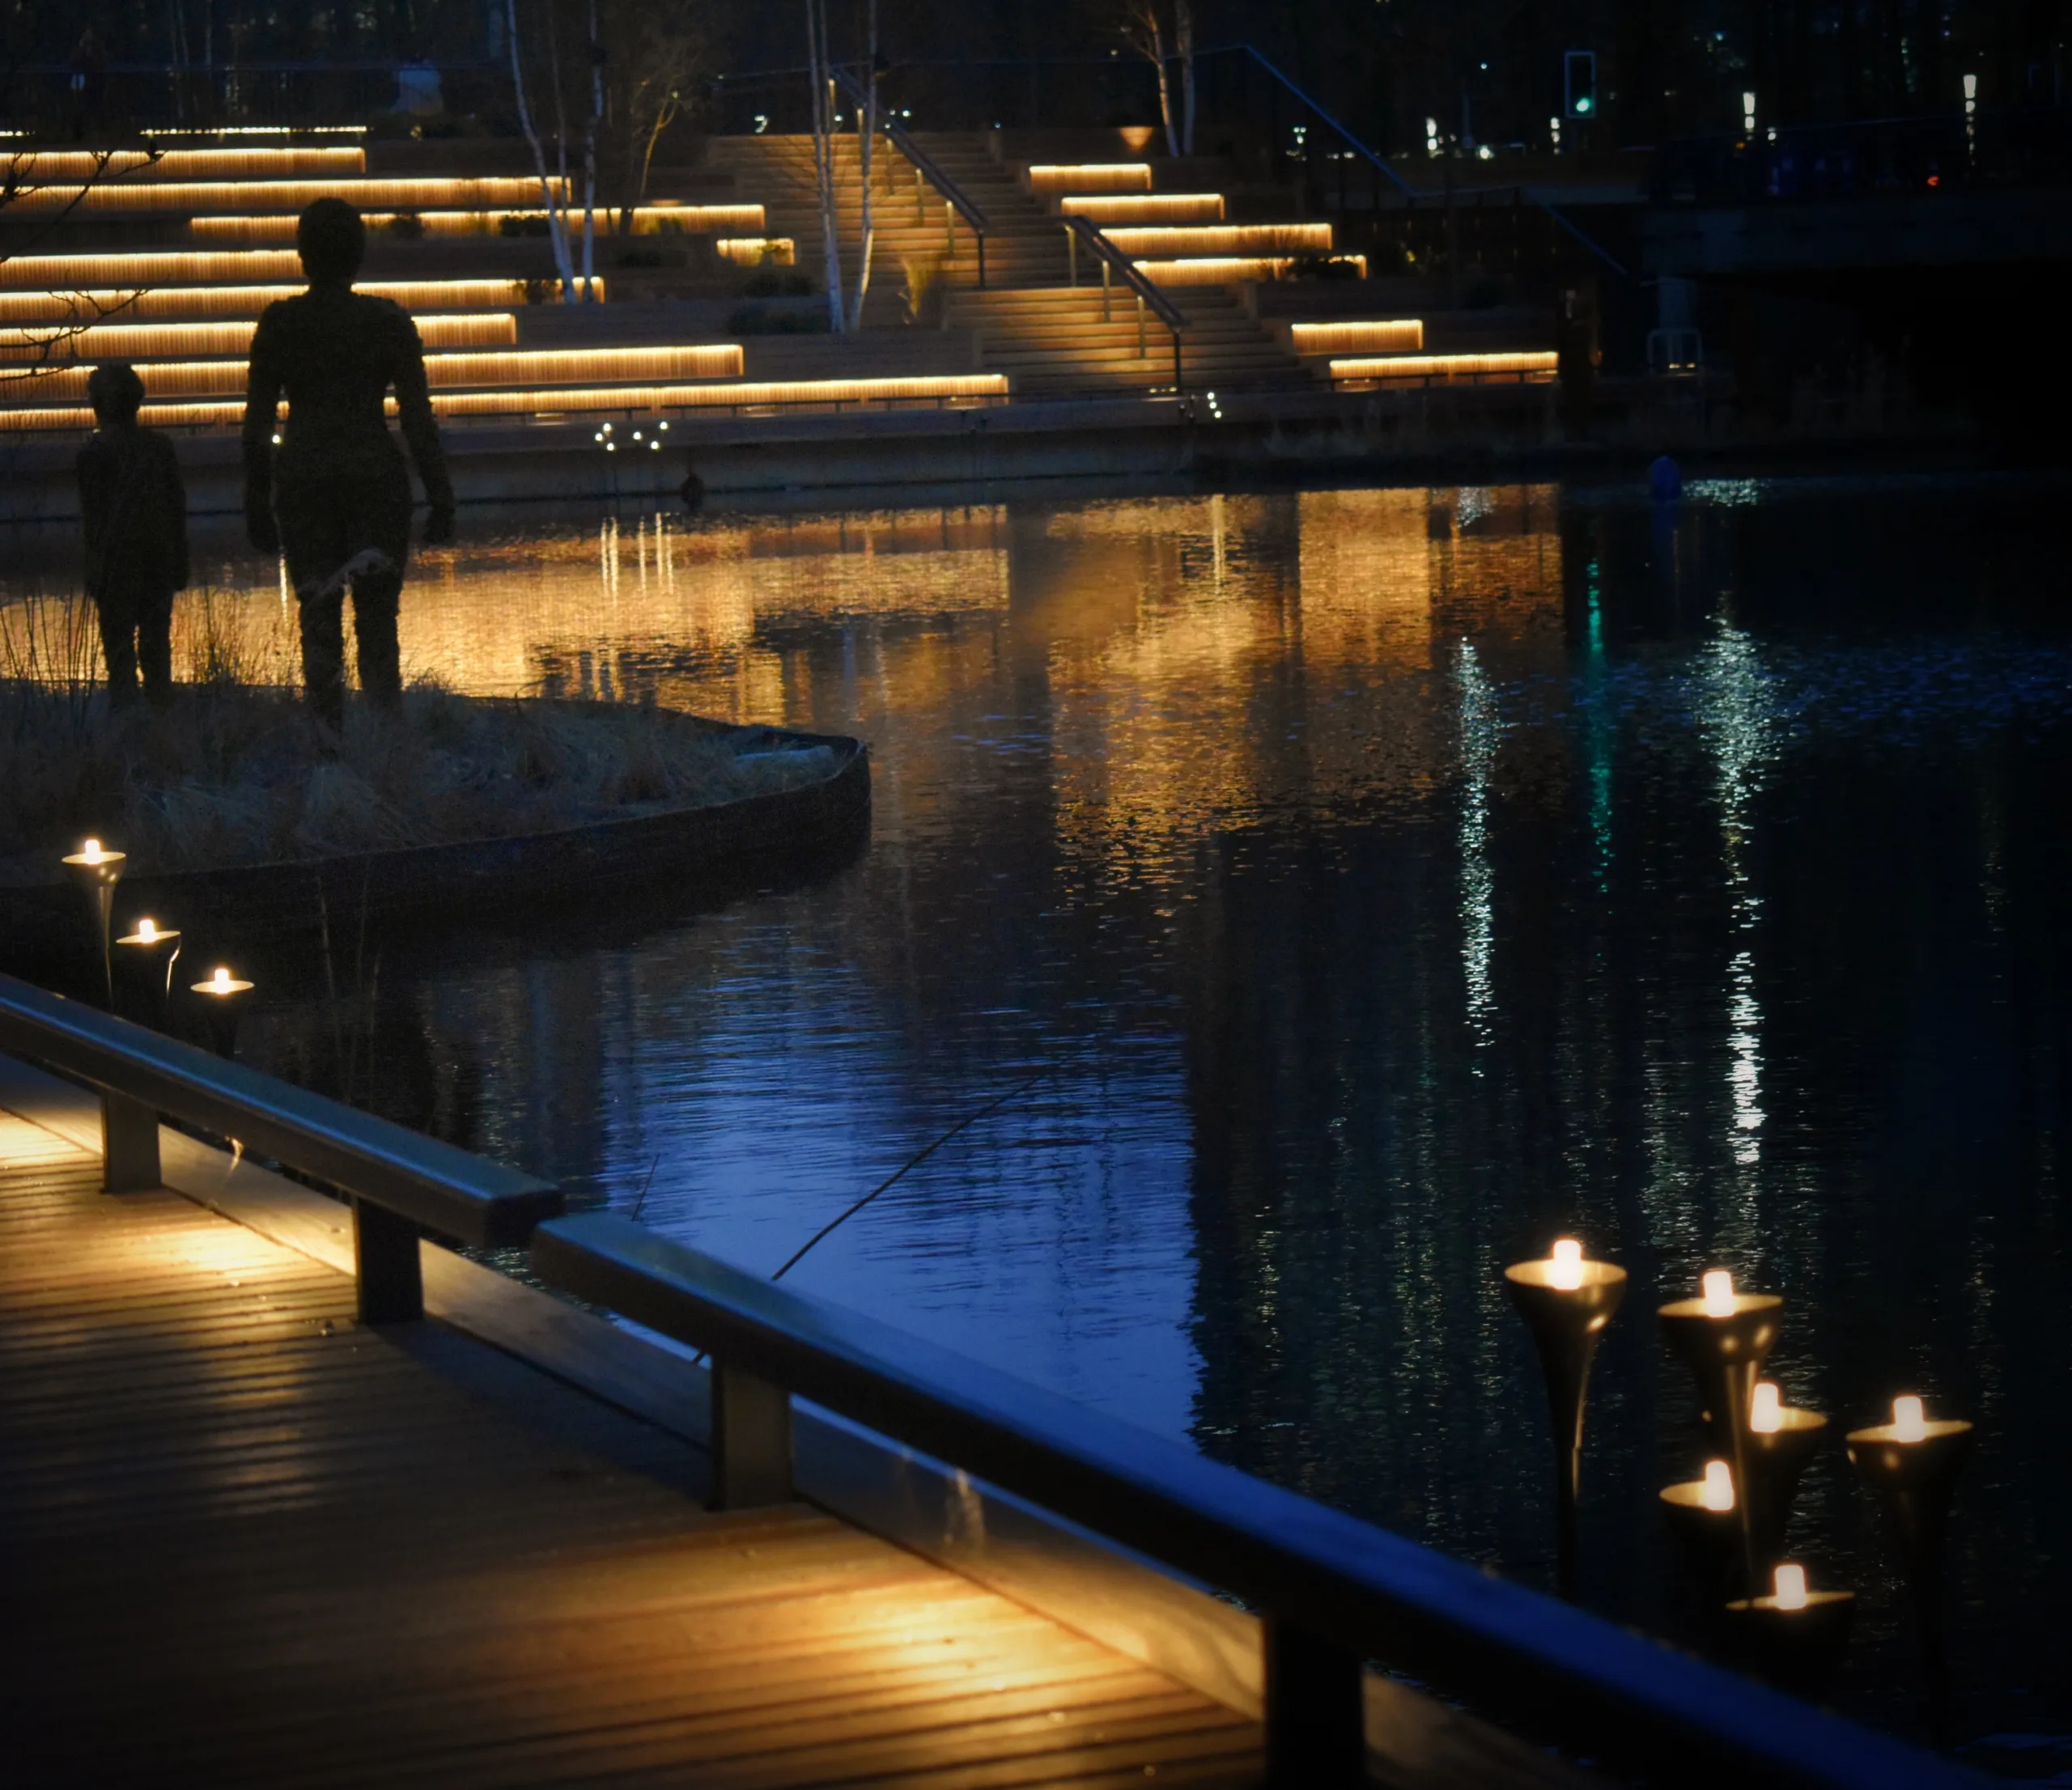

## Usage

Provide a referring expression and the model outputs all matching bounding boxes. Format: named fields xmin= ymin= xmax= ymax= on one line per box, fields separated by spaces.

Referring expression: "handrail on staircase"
xmin=1209 ymin=42 xmax=1633 ymax=280
xmin=830 ymin=64 xmax=991 ymax=288
xmin=1059 ymin=214 xmax=1188 ymax=392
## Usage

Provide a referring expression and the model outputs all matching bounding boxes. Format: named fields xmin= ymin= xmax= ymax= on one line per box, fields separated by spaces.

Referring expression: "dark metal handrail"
xmin=534 ymin=1211 xmax=1977 ymax=1790
xmin=0 ymin=973 xmax=558 ymax=1317
xmin=1059 ymin=214 xmax=1188 ymax=390
xmin=829 ymin=65 xmax=991 ymax=287
xmin=1212 ymin=42 xmax=1633 ymax=279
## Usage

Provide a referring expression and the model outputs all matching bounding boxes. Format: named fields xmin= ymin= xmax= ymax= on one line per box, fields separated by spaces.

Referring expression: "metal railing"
xmin=0 ymin=969 xmax=1981 ymax=1788
xmin=0 ymin=973 xmax=559 ymax=1322
xmin=533 ymin=1212 xmax=1973 ymax=1789
xmin=1059 ymin=214 xmax=1188 ymax=392
xmin=830 ymin=65 xmax=991 ymax=288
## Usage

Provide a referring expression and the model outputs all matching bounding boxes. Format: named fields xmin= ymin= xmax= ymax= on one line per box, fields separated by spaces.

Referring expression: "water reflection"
xmin=4 ymin=472 xmax=2067 ymax=1741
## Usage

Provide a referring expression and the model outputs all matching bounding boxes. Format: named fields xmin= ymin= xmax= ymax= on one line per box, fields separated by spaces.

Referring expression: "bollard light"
xmin=1741 ymin=1379 xmax=1829 ymax=1572
xmin=114 ymin=916 xmax=182 ymax=1029
xmin=1722 ymin=1560 xmax=1857 ymax=1696
xmin=190 ymin=964 xmax=255 ymax=1059
xmin=1503 ymin=1236 xmax=1627 ymax=1601
xmin=62 ymin=836 xmax=127 ymax=1006
xmin=1847 ymin=1394 xmax=1974 ymax=1685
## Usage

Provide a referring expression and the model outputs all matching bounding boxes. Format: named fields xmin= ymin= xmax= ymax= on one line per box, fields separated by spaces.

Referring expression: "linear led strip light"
xmin=0 ymin=279 xmax=559 ymax=324
xmin=138 ymin=125 xmax=367 ymax=138
xmin=1291 ymin=320 xmax=1424 ymax=355
xmin=0 ymin=313 xmax=518 ymax=360
xmin=2 ymin=148 xmax=365 ymax=181
xmin=189 ymin=205 xmax=762 ymax=244
xmin=715 ymin=239 xmax=796 ymax=265
xmin=6 ymin=176 xmax=558 ymax=214
xmin=0 ymin=250 xmax=304 ymax=290
xmin=1132 ymin=255 xmax=1369 ymax=284
xmin=1330 ymin=351 xmax=1559 ymax=384
xmin=1105 ymin=223 xmax=1336 ymax=258
xmin=1025 ymin=163 xmax=1152 ymax=195
xmin=7 ymin=346 xmax=746 ymax=401
xmin=0 ymin=374 xmax=1012 ymax=432
xmin=1059 ymin=193 xmax=1225 ymax=223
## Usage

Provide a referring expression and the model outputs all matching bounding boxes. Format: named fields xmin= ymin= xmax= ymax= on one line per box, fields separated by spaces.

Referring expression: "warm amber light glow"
xmin=2 ymin=147 xmax=364 ymax=181
xmin=1548 ymin=1238 xmax=1585 ymax=1290
xmin=9 ymin=176 xmax=555 ymax=214
xmin=1059 ymin=193 xmax=1225 ymax=223
xmin=1106 ymin=223 xmax=1335 ymax=258
xmin=1136 ymin=255 xmax=1368 ymax=285
xmin=0 ymin=250 xmax=303 ymax=289
xmin=135 ymin=918 xmax=158 ymax=941
xmin=1773 ymin=1563 xmax=1809 ymax=1610
xmin=1750 ymin=1381 xmax=1783 ymax=1432
xmin=1892 ymin=1395 xmax=1927 ymax=1442
xmin=0 ymin=312 xmax=516 ymax=360
xmin=1027 ymin=163 xmax=1153 ymax=195
xmin=715 ymin=237 xmax=796 ymax=266
xmin=1290 ymin=320 xmax=1425 ymax=356
xmin=80 ymin=838 xmax=103 ymax=863
xmin=1330 ymin=351 xmax=1559 ymax=386
xmin=423 ymin=346 xmax=745 ymax=388
xmin=1701 ymin=1460 xmax=1735 ymax=1512
xmin=1702 ymin=1270 xmax=1736 ymax=1317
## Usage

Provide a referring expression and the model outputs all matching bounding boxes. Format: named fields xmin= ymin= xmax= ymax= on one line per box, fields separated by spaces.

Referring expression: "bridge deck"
xmin=0 ymin=1110 xmax=1259 ymax=1788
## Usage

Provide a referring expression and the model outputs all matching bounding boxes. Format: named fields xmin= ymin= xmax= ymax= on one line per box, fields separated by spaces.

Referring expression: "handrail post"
xmin=977 ymin=231 xmax=986 ymax=290
xmin=1066 ymin=223 xmax=1076 ymax=286
xmin=1172 ymin=325 xmax=1183 ymax=392
xmin=711 ymin=1357 xmax=794 ymax=1508
xmin=1102 ymin=257 xmax=1111 ymax=321
xmin=355 ymin=1198 xmax=423 ymax=1325
xmin=945 ymin=197 xmax=954 ymax=258
xmin=1263 ymin=1615 xmax=1365 ymax=1785
xmin=100 ymin=1088 xmax=159 ymax=1194
xmin=1136 ymin=291 xmax=1145 ymax=358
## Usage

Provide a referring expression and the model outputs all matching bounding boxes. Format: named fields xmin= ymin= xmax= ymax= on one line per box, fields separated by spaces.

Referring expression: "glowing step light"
xmin=1058 ymin=193 xmax=1225 ymax=224
xmin=2 ymin=147 xmax=365 ymax=181
xmin=0 ymin=375 xmax=1011 ymax=433
xmin=1106 ymin=224 xmax=1335 ymax=258
xmin=192 ymin=203 xmax=766 ymax=244
xmin=8 ymin=176 xmax=558 ymax=215
xmin=0 ymin=313 xmax=518 ymax=361
xmin=1290 ymin=320 xmax=1425 ymax=355
xmin=1132 ymin=255 xmax=1368 ymax=285
xmin=1330 ymin=350 xmax=1558 ymax=385
xmin=1025 ymin=163 xmax=1152 ymax=195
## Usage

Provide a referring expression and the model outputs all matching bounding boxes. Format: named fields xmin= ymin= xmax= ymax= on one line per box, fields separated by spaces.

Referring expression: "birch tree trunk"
xmin=848 ymin=0 xmax=877 ymax=331
xmin=507 ymin=0 xmax=580 ymax=300
xmin=1177 ymin=0 xmax=1195 ymax=156
xmin=1150 ymin=19 xmax=1177 ymax=158
xmin=805 ymin=0 xmax=845 ymax=333
xmin=580 ymin=0 xmax=603 ymax=299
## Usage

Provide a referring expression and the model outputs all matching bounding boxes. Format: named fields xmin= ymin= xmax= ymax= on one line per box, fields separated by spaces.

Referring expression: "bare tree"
xmin=506 ymin=0 xmax=583 ymax=300
xmin=0 ymin=149 xmax=156 ymax=384
xmin=1112 ymin=0 xmax=1195 ymax=158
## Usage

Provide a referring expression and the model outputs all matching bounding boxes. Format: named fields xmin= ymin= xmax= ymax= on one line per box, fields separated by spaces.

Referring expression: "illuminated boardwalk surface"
xmin=0 ymin=1110 xmax=1259 ymax=1788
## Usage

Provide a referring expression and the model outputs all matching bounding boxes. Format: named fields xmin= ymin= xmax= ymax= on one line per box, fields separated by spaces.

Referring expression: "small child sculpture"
xmin=75 ymin=361 xmax=189 ymax=710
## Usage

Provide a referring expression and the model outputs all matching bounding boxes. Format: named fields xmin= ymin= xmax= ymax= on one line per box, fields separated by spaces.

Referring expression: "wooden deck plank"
xmin=0 ymin=1124 xmax=1264 ymax=1788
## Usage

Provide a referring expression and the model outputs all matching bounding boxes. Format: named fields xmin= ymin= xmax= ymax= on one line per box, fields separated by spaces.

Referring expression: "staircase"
xmin=946 ymin=286 xmax=1310 ymax=397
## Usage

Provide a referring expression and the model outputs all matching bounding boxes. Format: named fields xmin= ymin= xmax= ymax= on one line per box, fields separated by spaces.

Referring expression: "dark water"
xmin=12 ymin=472 xmax=2069 ymax=1745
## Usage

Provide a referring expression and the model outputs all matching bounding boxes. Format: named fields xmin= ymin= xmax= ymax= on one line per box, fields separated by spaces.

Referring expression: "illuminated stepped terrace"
xmin=0 ymin=145 xmax=1006 ymax=434
xmin=1283 ymin=316 xmax=1560 ymax=388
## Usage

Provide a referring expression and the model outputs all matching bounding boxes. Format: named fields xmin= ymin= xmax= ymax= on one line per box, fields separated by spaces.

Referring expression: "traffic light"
xmin=1564 ymin=50 xmax=1597 ymax=118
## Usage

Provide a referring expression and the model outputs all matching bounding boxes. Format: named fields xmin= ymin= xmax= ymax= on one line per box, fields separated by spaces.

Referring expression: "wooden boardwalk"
xmin=0 ymin=1112 xmax=1261 ymax=1788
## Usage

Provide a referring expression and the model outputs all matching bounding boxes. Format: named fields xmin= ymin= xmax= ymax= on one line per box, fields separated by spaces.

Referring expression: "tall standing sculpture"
xmin=241 ymin=197 xmax=455 ymax=730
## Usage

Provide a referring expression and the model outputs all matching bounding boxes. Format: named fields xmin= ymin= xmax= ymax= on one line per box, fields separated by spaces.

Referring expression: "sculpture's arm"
xmin=392 ymin=312 xmax=455 ymax=537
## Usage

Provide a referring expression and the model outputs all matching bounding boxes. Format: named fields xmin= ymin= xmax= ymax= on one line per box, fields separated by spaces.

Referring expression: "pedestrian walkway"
xmin=0 ymin=1107 xmax=1259 ymax=1788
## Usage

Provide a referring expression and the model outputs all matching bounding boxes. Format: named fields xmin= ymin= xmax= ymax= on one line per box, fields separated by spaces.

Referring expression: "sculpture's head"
xmin=87 ymin=360 xmax=145 ymax=425
xmin=297 ymin=197 xmax=366 ymax=285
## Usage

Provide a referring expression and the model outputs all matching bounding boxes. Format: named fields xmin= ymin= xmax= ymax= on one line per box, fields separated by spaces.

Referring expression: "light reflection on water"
xmin=6 ymin=473 xmax=2066 ymax=1741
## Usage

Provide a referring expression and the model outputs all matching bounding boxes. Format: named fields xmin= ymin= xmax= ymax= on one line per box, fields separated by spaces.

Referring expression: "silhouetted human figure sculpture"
xmin=241 ymin=197 xmax=454 ymax=731
xmin=76 ymin=362 xmax=187 ymax=710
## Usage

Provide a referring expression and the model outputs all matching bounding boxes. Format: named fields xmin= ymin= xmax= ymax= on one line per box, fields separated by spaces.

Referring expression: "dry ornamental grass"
xmin=0 ymin=600 xmax=836 ymax=876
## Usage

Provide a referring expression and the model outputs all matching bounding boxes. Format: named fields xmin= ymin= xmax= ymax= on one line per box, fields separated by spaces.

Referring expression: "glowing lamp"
xmin=1772 ymin=1563 xmax=1807 ymax=1610
xmin=1702 ymin=1270 xmax=1735 ymax=1316
xmin=114 ymin=918 xmax=183 ymax=1029
xmin=190 ymin=965 xmax=255 ymax=1059
xmin=1750 ymin=1381 xmax=1782 ymax=1432
xmin=1702 ymin=1459 xmax=1735 ymax=1512
xmin=1846 ymin=1395 xmax=1975 ymax=1681
xmin=1503 ymin=1236 xmax=1628 ymax=1600
xmin=1722 ymin=1563 xmax=1857 ymax=1694
xmin=62 ymin=837 xmax=127 ymax=1005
